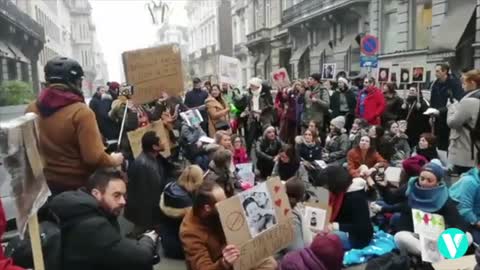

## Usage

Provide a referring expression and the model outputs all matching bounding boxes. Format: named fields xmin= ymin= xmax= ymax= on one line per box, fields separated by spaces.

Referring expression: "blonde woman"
xmin=159 ymin=165 xmax=204 ymax=259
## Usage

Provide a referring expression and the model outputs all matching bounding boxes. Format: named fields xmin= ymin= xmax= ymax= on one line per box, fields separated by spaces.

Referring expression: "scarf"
xmin=278 ymin=161 xmax=300 ymax=181
xmin=329 ymin=192 xmax=345 ymax=222
xmin=406 ymin=177 xmax=449 ymax=213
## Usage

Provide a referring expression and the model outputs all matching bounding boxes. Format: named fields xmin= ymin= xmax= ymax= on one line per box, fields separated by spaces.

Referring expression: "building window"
xmin=21 ymin=62 xmax=29 ymax=82
xmin=413 ymin=0 xmax=432 ymax=50
xmin=381 ymin=0 xmax=398 ymax=54
xmin=7 ymin=59 xmax=17 ymax=80
xmin=233 ymin=20 xmax=237 ymax=45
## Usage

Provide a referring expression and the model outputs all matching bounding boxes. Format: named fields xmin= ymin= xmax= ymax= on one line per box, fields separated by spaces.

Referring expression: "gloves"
xmin=369 ymin=202 xmax=383 ymax=214
xmin=423 ymin=108 xmax=440 ymax=116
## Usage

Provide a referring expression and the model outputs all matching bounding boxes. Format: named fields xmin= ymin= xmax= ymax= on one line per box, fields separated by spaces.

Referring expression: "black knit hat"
xmin=310 ymin=73 xmax=322 ymax=83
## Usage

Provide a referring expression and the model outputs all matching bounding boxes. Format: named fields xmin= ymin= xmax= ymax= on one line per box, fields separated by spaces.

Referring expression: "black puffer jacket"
xmin=159 ymin=182 xmax=192 ymax=259
xmin=49 ymin=190 xmax=156 ymax=270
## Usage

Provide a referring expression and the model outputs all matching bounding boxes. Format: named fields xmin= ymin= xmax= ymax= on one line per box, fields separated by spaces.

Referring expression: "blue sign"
xmin=361 ymin=35 xmax=379 ymax=56
xmin=360 ymin=55 xmax=378 ymax=68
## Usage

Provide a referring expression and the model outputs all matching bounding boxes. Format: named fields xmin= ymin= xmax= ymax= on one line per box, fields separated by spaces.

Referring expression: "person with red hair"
xmin=0 ymin=200 xmax=24 ymax=270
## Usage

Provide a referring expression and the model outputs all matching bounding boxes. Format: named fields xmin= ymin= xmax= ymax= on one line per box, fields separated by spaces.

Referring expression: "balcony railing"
xmin=282 ymin=0 xmax=329 ymax=23
xmin=0 ymin=0 xmax=45 ymax=42
xmin=246 ymin=28 xmax=271 ymax=45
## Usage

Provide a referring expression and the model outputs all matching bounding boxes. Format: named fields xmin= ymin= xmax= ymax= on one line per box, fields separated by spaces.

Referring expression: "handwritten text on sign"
xmin=123 ymin=45 xmax=184 ymax=104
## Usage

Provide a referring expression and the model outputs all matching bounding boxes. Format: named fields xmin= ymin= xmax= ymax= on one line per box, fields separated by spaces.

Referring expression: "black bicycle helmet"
xmin=44 ymin=57 xmax=84 ymax=84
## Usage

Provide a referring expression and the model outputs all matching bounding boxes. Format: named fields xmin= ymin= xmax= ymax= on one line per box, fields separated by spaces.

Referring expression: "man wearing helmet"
xmin=26 ymin=57 xmax=124 ymax=195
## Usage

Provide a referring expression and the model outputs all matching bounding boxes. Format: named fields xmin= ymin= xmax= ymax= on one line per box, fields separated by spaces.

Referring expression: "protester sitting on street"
xmin=323 ymin=116 xmax=350 ymax=166
xmin=347 ymin=135 xmax=387 ymax=186
xmin=282 ymin=177 xmax=310 ymax=254
xmin=371 ymin=155 xmax=429 ymax=233
xmin=180 ymin=118 xmax=211 ymax=170
xmin=232 ymin=135 xmax=249 ymax=165
xmin=272 ymin=144 xmax=309 ymax=184
xmin=26 ymin=57 xmax=124 ymax=195
xmin=385 ymin=121 xmax=411 ymax=166
xmin=159 ymin=165 xmax=204 ymax=259
xmin=295 ymin=120 xmax=320 ymax=145
xmin=394 ymin=162 xmax=471 ymax=262
xmin=256 ymin=126 xmax=283 ymax=180
xmin=297 ymin=129 xmax=322 ymax=163
xmin=449 ymin=153 xmax=480 ymax=243
xmin=368 ymin=125 xmax=394 ymax=163
xmin=125 ymin=131 xmax=176 ymax=237
xmin=204 ymin=149 xmax=240 ymax=198
xmin=323 ymin=165 xmax=373 ymax=250
xmin=348 ymin=118 xmax=369 ymax=148
xmin=180 ymin=181 xmax=277 ymax=270
xmin=48 ymin=168 xmax=158 ymax=270
xmin=412 ymin=133 xmax=439 ymax=161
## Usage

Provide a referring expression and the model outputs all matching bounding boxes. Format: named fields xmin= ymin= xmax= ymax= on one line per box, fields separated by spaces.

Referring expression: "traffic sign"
xmin=360 ymin=55 xmax=378 ymax=68
xmin=361 ymin=35 xmax=379 ymax=56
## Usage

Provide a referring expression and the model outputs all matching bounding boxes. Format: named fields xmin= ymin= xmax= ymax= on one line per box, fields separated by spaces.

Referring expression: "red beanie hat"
xmin=310 ymin=233 xmax=344 ymax=270
xmin=402 ymin=155 xmax=428 ymax=178
xmin=108 ymin=81 xmax=120 ymax=91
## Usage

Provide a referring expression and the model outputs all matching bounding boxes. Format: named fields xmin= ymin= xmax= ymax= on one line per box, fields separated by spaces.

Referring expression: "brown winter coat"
xmin=347 ymin=147 xmax=387 ymax=178
xmin=180 ymin=209 xmax=277 ymax=270
xmin=205 ymin=96 xmax=230 ymax=137
xmin=26 ymin=102 xmax=116 ymax=191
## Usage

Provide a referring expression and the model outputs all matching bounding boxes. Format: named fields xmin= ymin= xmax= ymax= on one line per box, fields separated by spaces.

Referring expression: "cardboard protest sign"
xmin=219 ymin=55 xmax=241 ymax=86
xmin=0 ymin=113 xmax=50 ymax=236
xmin=412 ymin=209 xmax=446 ymax=263
xmin=127 ymin=120 xmax=171 ymax=159
xmin=384 ymin=167 xmax=402 ymax=187
xmin=433 ymin=254 xmax=475 ymax=270
xmin=217 ymin=177 xmax=294 ymax=270
xmin=304 ymin=187 xmax=331 ymax=232
xmin=271 ymin=68 xmax=291 ymax=90
xmin=123 ymin=44 xmax=184 ymax=105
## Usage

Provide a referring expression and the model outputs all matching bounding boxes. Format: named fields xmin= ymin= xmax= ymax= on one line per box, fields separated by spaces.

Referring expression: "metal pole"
xmin=117 ymin=100 xmax=129 ymax=151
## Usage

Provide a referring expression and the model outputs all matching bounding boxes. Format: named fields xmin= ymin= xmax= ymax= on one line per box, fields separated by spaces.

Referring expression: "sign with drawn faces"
xmin=216 ymin=177 xmax=294 ymax=270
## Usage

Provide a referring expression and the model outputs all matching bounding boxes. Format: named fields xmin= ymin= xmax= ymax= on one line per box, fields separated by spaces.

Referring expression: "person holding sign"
xmin=394 ymin=162 xmax=471 ymax=258
xmin=26 ymin=57 xmax=124 ymax=194
xmin=185 ymin=78 xmax=209 ymax=133
xmin=180 ymin=181 xmax=277 ymax=270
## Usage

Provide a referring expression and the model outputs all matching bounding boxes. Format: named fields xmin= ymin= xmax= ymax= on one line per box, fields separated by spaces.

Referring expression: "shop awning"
xmin=289 ymin=44 xmax=310 ymax=64
xmin=7 ymin=43 xmax=29 ymax=63
xmin=430 ymin=0 xmax=476 ymax=53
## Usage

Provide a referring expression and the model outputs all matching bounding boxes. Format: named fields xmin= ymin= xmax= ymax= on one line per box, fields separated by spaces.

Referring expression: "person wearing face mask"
xmin=185 ymin=77 xmax=209 ymax=133
xmin=159 ymin=165 xmax=204 ymax=259
xmin=256 ymin=126 xmax=283 ymax=180
xmin=48 ymin=168 xmax=159 ymax=270
xmin=180 ymin=181 xmax=277 ymax=270
xmin=381 ymin=83 xmax=403 ymax=126
xmin=330 ymin=77 xmax=356 ymax=131
xmin=347 ymin=135 xmax=387 ymax=184
xmin=400 ymin=84 xmax=430 ymax=148
xmin=447 ymin=69 xmax=480 ymax=175
xmin=125 ymin=131 xmax=176 ymax=237
xmin=206 ymin=84 xmax=231 ymax=137
xmin=394 ymin=162 xmax=471 ymax=264
xmin=355 ymin=77 xmax=385 ymax=126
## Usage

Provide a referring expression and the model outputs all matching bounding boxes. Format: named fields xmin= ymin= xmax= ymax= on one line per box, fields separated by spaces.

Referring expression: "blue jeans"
xmin=333 ymin=230 xmax=352 ymax=251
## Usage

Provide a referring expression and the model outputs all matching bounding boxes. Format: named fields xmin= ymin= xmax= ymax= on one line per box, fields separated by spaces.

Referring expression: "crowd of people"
xmin=1 ymin=56 xmax=480 ymax=270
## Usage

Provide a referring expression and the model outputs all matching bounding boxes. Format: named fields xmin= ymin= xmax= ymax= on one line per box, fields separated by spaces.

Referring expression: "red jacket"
xmin=233 ymin=147 xmax=249 ymax=165
xmin=0 ymin=200 xmax=25 ymax=270
xmin=355 ymin=86 xmax=386 ymax=125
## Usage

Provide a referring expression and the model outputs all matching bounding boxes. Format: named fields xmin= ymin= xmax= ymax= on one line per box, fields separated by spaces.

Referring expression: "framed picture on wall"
xmin=322 ymin=63 xmax=336 ymax=79
xmin=378 ymin=67 xmax=390 ymax=83
xmin=400 ymin=68 xmax=411 ymax=84
xmin=412 ymin=66 xmax=426 ymax=83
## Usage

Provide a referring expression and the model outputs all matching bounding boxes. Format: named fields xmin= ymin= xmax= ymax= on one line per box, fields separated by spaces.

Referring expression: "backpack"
xmin=463 ymin=91 xmax=480 ymax=161
xmin=4 ymin=210 xmax=94 ymax=270
xmin=365 ymin=252 xmax=411 ymax=270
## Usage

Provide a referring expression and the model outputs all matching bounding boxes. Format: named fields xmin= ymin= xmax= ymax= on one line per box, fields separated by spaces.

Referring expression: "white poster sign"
xmin=219 ymin=55 xmax=241 ymax=86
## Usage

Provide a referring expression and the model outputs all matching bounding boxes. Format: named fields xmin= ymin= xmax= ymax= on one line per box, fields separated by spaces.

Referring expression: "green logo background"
xmin=437 ymin=228 xmax=469 ymax=259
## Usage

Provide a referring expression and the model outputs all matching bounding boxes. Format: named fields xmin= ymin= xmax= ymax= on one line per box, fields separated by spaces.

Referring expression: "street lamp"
xmin=146 ymin=0 xmax=170 ymax=25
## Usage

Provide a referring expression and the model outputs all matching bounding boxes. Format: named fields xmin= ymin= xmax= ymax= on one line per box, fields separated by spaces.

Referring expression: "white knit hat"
xmin=248 ymin=77 xmax=263 ymax=89
xmin=337 ymin=77 xmax=349 ymax=88
xmin=330 ymin=116 xmax=346 ymax=130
